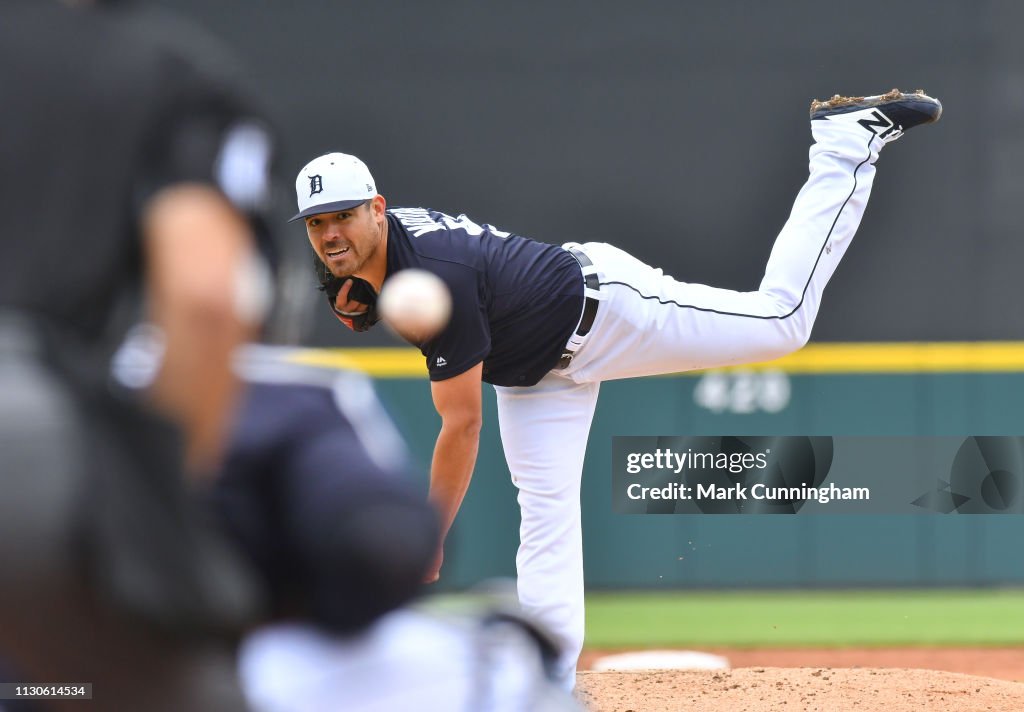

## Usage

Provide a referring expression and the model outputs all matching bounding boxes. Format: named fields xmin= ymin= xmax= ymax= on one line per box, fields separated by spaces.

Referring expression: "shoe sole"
xmin=809 ymin=88 xmax=942 ymax=123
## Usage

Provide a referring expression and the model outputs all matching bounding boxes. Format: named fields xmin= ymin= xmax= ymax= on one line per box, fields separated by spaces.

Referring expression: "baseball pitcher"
xmin=290 ymin=89 xmax=942 ymax=689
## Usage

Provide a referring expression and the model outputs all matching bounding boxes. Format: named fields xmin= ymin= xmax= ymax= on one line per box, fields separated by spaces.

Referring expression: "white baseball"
xmin=378 ymin=268 xmax=452 ymax=341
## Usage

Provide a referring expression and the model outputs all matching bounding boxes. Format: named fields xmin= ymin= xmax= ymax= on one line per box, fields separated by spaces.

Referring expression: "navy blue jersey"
xmin=384 ymin=207 xmax=584 ymax=386
xmin=212 ymin=354 xmax=437 ymax=633
xmin=113 ymin=343 xmax=436 ymax=631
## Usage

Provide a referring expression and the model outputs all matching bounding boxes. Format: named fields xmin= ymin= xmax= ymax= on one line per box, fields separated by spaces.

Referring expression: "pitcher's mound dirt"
xmin=576 ymin=667 xmax=1024 ymax=712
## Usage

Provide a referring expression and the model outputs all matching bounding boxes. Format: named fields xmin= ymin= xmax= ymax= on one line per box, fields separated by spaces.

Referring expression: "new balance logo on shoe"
xmin=856 ymin=110 xmax=900 ymax=141
xmin=808 ymin=89 xmax=941 ymax=145
xmin=436 ymin=356 xmax=448 ymax=367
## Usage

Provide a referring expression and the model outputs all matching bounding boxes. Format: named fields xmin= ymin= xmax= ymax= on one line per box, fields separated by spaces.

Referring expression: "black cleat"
xmin=809 ymin=88 xmax=942 ymax=143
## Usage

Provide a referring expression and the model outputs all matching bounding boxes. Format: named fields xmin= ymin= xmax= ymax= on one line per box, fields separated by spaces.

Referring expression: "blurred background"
xmin=148 ymin=0 xmax=1024 ymax=593
xmin=153 ymin=0 xmax=1024 ymax=346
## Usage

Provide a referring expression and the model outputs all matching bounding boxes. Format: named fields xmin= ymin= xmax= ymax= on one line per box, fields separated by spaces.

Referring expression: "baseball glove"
xmin=315 ymin=258 xmax=381 ymax=332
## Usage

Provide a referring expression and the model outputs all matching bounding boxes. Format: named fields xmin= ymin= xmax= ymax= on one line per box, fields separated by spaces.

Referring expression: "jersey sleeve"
xmin=419 ymin=262 xmax=491 ymax=381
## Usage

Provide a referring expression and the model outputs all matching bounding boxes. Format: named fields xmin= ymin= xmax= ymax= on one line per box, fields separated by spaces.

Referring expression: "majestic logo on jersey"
xmin=436 ymin=356 xmax=448 ymax=367
xmin=308 ymin=174 xmax=324 ymax=197
xmin=856 ymin=110 xmax=900 ymax=140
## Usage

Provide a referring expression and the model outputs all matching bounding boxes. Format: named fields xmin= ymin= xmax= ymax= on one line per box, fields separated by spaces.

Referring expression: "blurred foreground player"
xmin=211 ymin=347 xmax=439 ymax=638
xmin=195 ymin=347 xmax=581 ymax=711
xmin=0 ymin=1 xmax=275 ymax=709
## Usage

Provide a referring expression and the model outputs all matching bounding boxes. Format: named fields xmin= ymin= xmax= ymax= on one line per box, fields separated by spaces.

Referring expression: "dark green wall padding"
xmin=374 ymin=372 xmax=1024 ymax=591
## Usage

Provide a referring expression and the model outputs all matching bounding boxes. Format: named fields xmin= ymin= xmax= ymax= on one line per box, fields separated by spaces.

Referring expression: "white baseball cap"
xmin=289 ymin=152 xmax=376 ymax=222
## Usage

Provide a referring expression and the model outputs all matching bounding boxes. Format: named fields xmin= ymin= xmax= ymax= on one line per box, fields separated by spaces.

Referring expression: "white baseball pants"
xmin=494 ymin=118 xmax=886 ymax=689
xmin=238 ymin=611 xmax=581 ymax=711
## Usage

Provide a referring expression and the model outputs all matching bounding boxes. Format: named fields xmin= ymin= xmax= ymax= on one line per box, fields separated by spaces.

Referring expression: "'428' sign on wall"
xmin=693 ymin=370 xmax=791 ymax=414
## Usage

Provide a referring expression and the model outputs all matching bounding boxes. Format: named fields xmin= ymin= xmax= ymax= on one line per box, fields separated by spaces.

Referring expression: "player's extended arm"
xmin=143 ymin=184 xmax=259 ymax=478
xmin=425 ymin=361 xmax=484 ymax=582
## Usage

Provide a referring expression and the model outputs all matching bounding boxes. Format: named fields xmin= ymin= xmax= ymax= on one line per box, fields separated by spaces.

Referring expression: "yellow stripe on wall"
xmin=761 ymin=342 xmax=1024 ymax=374
xmin=287 ymin=342 xmax=1024 ymax=378
xmin=289 ymin=347 xmax=429 ymax=377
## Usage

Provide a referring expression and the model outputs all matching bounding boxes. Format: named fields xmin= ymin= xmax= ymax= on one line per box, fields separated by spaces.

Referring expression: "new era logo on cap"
xmin=289 ymin=152 xmax=376 ymax=222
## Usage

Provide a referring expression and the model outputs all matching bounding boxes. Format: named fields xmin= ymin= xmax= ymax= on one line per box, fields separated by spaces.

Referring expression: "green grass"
xmin=583 ymin=589 xmax=1024 ymax=648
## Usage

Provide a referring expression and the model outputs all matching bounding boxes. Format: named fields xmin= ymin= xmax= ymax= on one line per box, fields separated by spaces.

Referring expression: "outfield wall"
xmin=296 ymin=346 xmax=1024 ymax=590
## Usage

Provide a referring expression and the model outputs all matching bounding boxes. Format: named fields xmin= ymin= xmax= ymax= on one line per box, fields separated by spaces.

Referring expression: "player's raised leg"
xmin=563 ymin=90 xmax=941 ymax=383
xmin=494 ymin=373 xmax=601 ymax=691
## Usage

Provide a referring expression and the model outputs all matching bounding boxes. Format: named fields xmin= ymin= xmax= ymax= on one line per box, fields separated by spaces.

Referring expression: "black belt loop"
xmin=558 ymin=248 xmax=600 ymax=369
